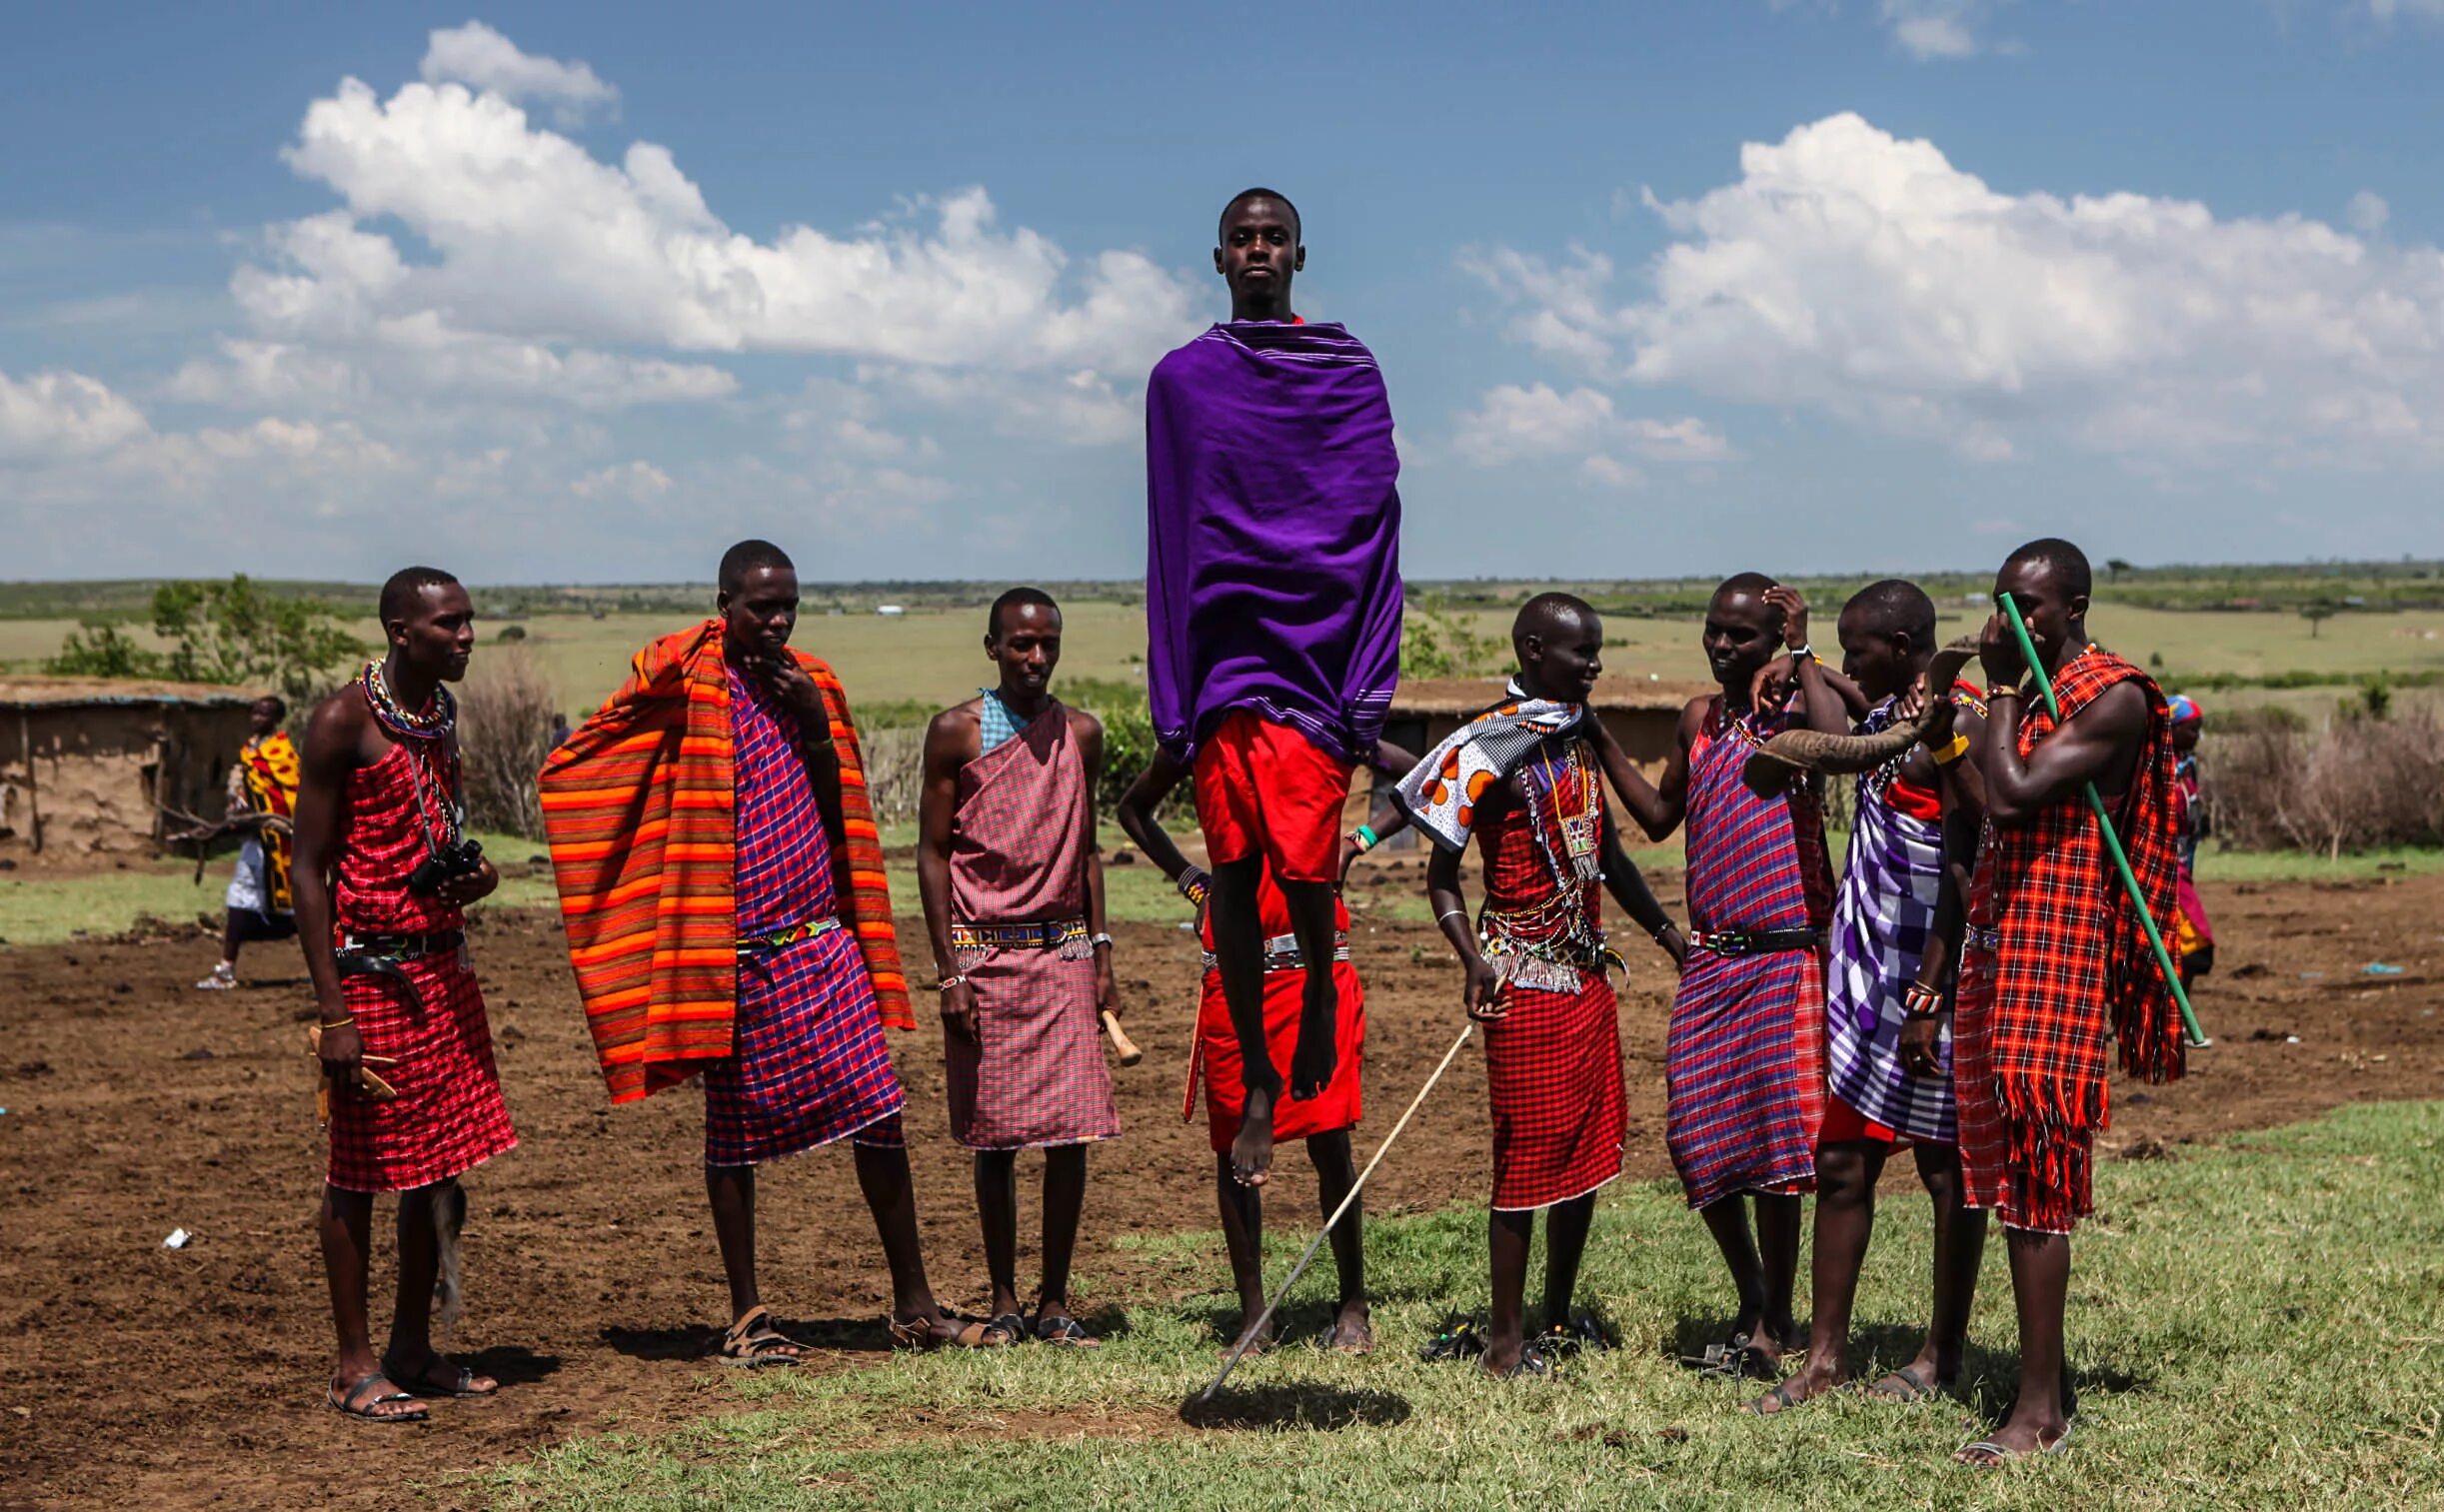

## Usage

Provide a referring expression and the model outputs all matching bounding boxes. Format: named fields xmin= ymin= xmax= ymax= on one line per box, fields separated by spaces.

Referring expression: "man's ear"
xmin=1214 ymin=247 xmax=1226 ymax=276
xmin=1292 ymin=245 xmax=1306 ymax=273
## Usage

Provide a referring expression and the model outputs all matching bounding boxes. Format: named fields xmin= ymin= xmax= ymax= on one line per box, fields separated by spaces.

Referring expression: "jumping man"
xmin=295 ymin=568 xmax=517 ymax=1421
xmin=1403 ymin=595 xmax=1684 ymax=1379
xmin=1145 ymin=187 xmax=1403 ymax=1188
xmin=1596 ymin=574 xmax=1832 ymax=1381
xmin=542 ymin=541 xmax=999 ymax=1359
xmin=1952 ymin=538 xmax=2187 ymax=1464
xmin=916 ymin=588 xmax=1122 ymax=1348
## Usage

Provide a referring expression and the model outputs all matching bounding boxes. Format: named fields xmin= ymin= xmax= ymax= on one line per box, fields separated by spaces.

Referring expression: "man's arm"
xmin=1598 ymin=808 xmax=1685 ymax=967
xmin=1073 ymin=710 xmax=1118 ymax=1018
xmin=1901 ymin=700 xmax=1988 ymax=1076
xmin=1339 ymin=738 xmax=1421 ymax=879
xmin=1590 ymin=699 xmax=1700 ymax=842
xmin=1977 ymin=680 xmax=2148 ymax=825
xmin=1115 ymin=750 xmax=1199 ymax=893
xmin=291 ymin=697 xmax=363 ymax=1089
xmin=915 ymin=708 xmax=977 ymax=1041
xmin=1423 ymin=837 xmax=1504 ymax=1023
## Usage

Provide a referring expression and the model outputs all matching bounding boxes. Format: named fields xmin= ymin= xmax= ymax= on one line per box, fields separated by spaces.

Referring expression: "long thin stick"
xmin=1200 ymin=1015 xmax=1480 ymax=1401
xmin=1997 ymin=593 xmax=2210 ymax=1047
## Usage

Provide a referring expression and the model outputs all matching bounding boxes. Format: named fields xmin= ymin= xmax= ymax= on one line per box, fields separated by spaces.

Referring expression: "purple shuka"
xmin=1145 ymin=321 xmax=1403 ymax=763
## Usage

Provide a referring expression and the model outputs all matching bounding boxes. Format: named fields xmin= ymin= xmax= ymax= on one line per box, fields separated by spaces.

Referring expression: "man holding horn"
xmin=1953 ymin=537 xmax=2186 ymax=1464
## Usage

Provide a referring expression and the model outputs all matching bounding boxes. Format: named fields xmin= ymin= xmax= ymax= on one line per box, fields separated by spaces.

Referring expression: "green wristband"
xmin=1354 ymin=823 xmax=1379 ymax=849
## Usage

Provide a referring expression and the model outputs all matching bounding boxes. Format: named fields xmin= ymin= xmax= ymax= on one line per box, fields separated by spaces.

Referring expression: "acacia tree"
xmin=150 ymin=576 xmax=363 ymax=704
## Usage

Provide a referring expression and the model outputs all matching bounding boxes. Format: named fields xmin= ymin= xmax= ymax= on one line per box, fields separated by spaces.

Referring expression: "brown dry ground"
xmin=2 ymin=868 xmax=2440 ymax=1510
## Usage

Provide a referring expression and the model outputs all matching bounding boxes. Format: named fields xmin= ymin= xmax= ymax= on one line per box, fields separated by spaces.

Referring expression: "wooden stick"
xmin=1201 ymin=1014 xmax=1480 ymax=1401
xmin=1101 ymin=1010 xmax=1143 ymax=1066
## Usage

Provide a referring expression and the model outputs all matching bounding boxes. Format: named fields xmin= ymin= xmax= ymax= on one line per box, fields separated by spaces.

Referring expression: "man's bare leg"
xmin=1206 ymin=857 xmax=1277 ymax=1185
xmin=1755 ymin=1192 xmax=1805 ymax=1358
xmin=1483 ymin=1207 xmax=1535 ymax=1376
xmin=974 ymin=1150 xmax=1021 ymax=1319
xmin=1039 ymin=1144 xmax=1087 ymax=1319
xmin=1213 ymin=1151 xmax=1274 ymax=1354
xmin=1965 ymin=1226 xmax=2074 ymax=1460
xmin=1280 ymin=878 xmax=1341 ymax=1100
xmin=319 ymin=1185 xmax=418 ymax=1416
xmin=1307 ymin=1131 xmax=1370 ymax=1351
xmin=1698 ymin=1194 xmax=1782 ymax=1374
xmin=1756 ymin=1144 xmax=1882 ymax=1411
xmin=380 ymin=1180 xmax=496 ymax=1395
xmin=1908 ymin=1143 xmax=1986 ymax=1393
xmin=854 ymin=1142 xmax=948 ymax=1327
xmin=706 ymin=1162 xmax=803 ymax=1361
xmin=1540 ymin=1193 xmax=1597 ymax=1332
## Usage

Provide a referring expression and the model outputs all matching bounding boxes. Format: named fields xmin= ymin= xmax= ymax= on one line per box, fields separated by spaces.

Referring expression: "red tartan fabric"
xmin=1979 ymin=649 xmax=2185 ymax=1232
xmin=326 ymin=729 xmax=514 ymax=1192
xmin=944 ymin=704 xmax=1119 ymax=1151
xmin=1185 ymin=868 xmax=1365 ymax=1149
xmin=1474 ymin=748 xmax=1627 ymax=1211
xmin=1952 ymin=851 xmax=2020 ymax=1219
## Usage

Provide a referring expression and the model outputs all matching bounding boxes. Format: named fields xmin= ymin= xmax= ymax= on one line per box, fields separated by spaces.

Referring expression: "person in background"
xmin=197 ymin=695 xmax=301 ymax=990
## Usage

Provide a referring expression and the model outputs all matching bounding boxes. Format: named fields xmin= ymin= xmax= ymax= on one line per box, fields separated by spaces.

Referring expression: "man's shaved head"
xmin=1512 ymin=593 xmax=1604 ymax=701
xmin=987 ymin=585 xmax=1060 ymax=642
xmin=1843 ymin=579 xmax=1937 ymax=647
xmin=719 ymin=539 xmax=795 ymax=596
xmin=379 ymin=567 xmax=461 ymax=628
xmin=1713 ymin=571 xmax=1777 ymax=604
xmin=1220 ymin=187 xmax=1300 ymax=243
xmin=2001 ymin=538 xmax=2093 ymax=601
xmin=1512 ymin=591 xmax=1598 ymax=652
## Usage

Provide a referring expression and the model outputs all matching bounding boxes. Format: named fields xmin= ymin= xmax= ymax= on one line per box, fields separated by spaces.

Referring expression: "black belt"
xmin=334 ymin=928 xmax=463 ymax=1013
xmin=1688 ymin=927 xmax=1823 ymax=957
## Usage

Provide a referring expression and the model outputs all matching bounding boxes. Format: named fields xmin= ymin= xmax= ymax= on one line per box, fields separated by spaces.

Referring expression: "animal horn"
xmin=1739 ymin=640 xmax=1979 ymax=791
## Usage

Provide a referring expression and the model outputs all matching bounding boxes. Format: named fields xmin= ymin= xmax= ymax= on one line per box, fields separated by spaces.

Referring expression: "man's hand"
xmin=1462 ymin=954 xmax=1507 ymax=1023
xmin=760 ymin=652 xmax=828 ymax=725
xmin=1909 ymin=686 xmax=1959 ymax=751
xmin=1762 ymin=585 xmax=1810 ymax=652
xmin=1337 ymin=830 xmax=1365 ymax=883
xmin=1660 ymin=926 xmax=1688 ymax=970
xmin=1898 ymin=1011 xmax=1946 ymax=1080
xmin=1749 ymin=655 xmax=1797 ymax=713
xmin=940 ymin=979 xmax=979 ymax=1043
xmin=437 ymin=857 xmax=499 ymax=908
xmin=1978 ymin=611 xmax=2026 ymax=687
xmin=318 ymin=1013 xmax=367 ymax=1095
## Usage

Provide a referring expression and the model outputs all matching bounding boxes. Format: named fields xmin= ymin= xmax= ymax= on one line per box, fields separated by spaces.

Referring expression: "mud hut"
xmin=0 ymin=677 xmax=258 ymax=859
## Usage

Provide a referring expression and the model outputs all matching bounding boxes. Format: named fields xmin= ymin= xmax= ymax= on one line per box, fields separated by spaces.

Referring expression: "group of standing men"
xmin=291 ymin=189 xmax=2190 ymax=1466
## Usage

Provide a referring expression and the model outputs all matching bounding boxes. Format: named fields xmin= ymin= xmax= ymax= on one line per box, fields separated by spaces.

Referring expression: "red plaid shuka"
xmin=1473 ymin=735 xmax=1627 ymax=1212
xmin=1971 ymin=648 xmax=2184 ymax=1232
xmin=1187 ymin=867 xmax=1366 ymax=1151
xmin=326 ymin=730 xmax=516 ymax=1192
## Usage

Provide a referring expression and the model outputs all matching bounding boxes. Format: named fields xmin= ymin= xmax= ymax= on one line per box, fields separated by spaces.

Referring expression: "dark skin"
xmin=703 ymin=564 xmax=960 ymax=1354
xmin=1750 ymin=598 xmax=1992 ymax=1414
xmin=293 ymin=582 xmax=499 ymax=1417
xmin=1205 ymin=191 xmax=1333 ymax=1187
xmin=1422 ymin=605 xmax=1683 ymax=1377
xmin=1955 ymin=556 xmax=2140 ymax=1463
xmin=1216 ymin=195 xmax=1302 ymax=325
xmin=915 ymin=601 xmax=1115 ymax=1331
xmin=1116 ymin=745 xmax=1414 ymax=1357
xmin=1590 ymin=584 xmax=1810 ymax=1371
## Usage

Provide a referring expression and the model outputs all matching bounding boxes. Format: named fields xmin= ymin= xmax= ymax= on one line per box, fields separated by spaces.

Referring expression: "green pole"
xmin=1996 ymin=593 xmax=2210 ymax=1048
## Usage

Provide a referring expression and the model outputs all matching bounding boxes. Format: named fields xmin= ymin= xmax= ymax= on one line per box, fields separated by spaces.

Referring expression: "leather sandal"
xmin=328 ymin=1369 xmax=428 ymax=1424
xmin=719 ymin=1304 xmax=806 ymax=1367
xmin=887 ymin=1310 xmax=1016 ymax=1351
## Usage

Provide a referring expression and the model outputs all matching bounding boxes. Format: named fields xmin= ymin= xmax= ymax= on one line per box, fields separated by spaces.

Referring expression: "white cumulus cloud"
xmin=420 ymin=21 xmax=617 ymax=124
xmin=1451 ymin=384 xmax=1729 ymax=477
xmin=1468 ymin=112 xmax=2444 ymax=467
xmin=1879 ymin=0 xmax=1993 ymax=59
xmin=0 ymin=368 xmax=150 ymax=464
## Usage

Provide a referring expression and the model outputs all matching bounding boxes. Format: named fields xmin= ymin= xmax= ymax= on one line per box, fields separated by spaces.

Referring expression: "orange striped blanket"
xmin=540 ymin=619 xmax=912 ymax=1104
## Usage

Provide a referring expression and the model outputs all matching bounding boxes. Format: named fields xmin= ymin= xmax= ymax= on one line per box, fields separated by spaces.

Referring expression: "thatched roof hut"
xmin=0 ymin=677 xmax=258 ymax=859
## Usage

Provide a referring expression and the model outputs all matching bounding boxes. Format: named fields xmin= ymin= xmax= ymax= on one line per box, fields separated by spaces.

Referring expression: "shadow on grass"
xmin=1182 ymin=1297 xmax=1365 ymax=1352
xmin=1179 ymin=1382 xmax=1411 ymax=1432
xmin=605 ymin=1306 xmax=1139 ymax=1362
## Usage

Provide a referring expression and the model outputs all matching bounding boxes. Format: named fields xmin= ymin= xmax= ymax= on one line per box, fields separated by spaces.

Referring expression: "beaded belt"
xmin=1481 ymin=932 xmax=1622 ymax=994
xmin=954 ymin=918 xmax=1093 ymax=960
xmin=1964 ymin=924 xmax=2002 ymax=953
xmin=1688 ymin=927 xmax=1825 ymax=958
xmin=339 ymin=928 xmax=463 ymax=959
xmin=1199 ymin=929 xmax=1351 ymax=974
xmin=737 ymin=916 xmax=842 ymax=958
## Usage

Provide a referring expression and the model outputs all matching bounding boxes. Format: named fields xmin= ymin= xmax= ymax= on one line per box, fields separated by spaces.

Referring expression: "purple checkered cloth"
xmin=1665 ymin=700 xmax=1831 ymax=1209
xmin=703 ymin=668 xmax=906 ymax=1166
xmin=1825 ymin=699 xmax=1956 ymax=1143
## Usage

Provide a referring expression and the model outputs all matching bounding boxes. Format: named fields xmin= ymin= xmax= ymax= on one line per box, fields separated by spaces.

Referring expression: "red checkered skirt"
xmin=947 ymin=942 xmax=1119 ymax=1151
xmin=326 ymin=950 xmax=517 ymax=1193
xmin=704 ymin=927 xmax=907 ymax=1166
xmin=1665 ymin=945 xmax=1827 ymax=1209
xmin=1188 ymin=963 xmax=1366 ymax=1152
xmin=1484 ymin=970 xmax=1626 ymax=1211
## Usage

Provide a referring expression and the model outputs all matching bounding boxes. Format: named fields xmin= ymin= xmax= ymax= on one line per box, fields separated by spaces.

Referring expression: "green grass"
xmin=2193 ymin=845 xmax=2444 ymax=882
xmin=482 ymin=1100 xmax=2444 ymax=1510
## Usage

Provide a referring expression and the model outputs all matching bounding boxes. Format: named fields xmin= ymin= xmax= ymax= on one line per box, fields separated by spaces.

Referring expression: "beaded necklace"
xmin=361 ymin=660 xmax=456 ymax=742
xmin=359 ymin=660 xmax=463 ymax=856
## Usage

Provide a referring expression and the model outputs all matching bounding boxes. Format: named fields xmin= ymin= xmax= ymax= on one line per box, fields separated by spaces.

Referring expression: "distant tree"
xmin=497 ymin=623 xmax=529 ymax=642
xmin=2301 ymin=601 xmax=2336 ymax=640
xmin=2105 ymin=558 xmax=2135 ymax=581
xmin=149 ymin=575 xmax=363 ymax=705
xmin=43 ymin=623 xmax=165 ymax=680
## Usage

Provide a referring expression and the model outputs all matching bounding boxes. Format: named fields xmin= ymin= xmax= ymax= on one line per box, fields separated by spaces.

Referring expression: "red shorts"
xmin=1194 ymin=712 xmax=1354 ymax=884
xmin=1816 ymin=1095 xmax=1900 ymax=1147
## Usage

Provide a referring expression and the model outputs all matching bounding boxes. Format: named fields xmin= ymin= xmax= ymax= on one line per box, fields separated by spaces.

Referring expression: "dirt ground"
xmin=2 ymin=866 xmax=2439 ymax=1510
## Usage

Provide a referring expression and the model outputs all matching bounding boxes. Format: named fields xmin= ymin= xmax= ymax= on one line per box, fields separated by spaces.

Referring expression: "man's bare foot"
xmin=1747 ymin=1358 xmax=1844 ymax=1416
xmin=1327 ymin=1299 xmax=1374 ymax=1355
xmin=329 ymin=1367 xmax=428 ymax=1422
xmin=380 ymin=1346 xmax=499 ymax=1397
xmin=1288 ymin=1015 xmax=1337 ymax=1101
xmin=1955 ymin=1414 xmax=2071 ymax=1465
xmin=1221 ymin=1310 xmax=1277 ymax=1360
xmin=1230 ymin=1083 xmax=1277 ymax=1186
xmin=1477 ymin=1337 xmax=1550 ymax=1380
xmin=1868 ymin=1347 xmax=1956 ymax=1404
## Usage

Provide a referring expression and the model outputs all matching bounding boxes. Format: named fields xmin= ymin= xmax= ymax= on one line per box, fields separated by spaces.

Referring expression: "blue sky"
xmin=5 ymin=1 xmax=2443 ymax=585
